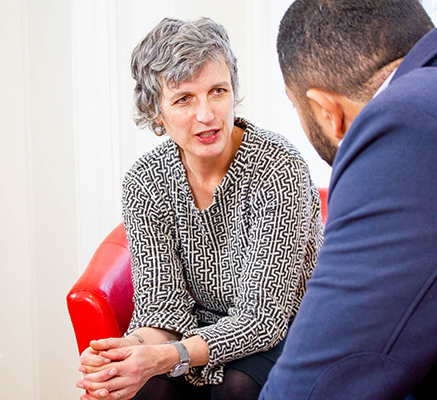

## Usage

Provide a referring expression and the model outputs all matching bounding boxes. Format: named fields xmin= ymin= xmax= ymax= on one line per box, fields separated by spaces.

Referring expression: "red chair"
xmin=66 ymin=188 xmax=328 ymax=354
xmin=318 ymin=187 xmax=328 ymax=226
xmin=67 ymin=222 xmax=133 ymax=354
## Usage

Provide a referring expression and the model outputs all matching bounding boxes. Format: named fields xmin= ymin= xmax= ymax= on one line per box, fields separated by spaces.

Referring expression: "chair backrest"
xmin=66 ymin=222 xmax=134 ymax=354
xmin=318 ymin=187 xmax=328 ymax=226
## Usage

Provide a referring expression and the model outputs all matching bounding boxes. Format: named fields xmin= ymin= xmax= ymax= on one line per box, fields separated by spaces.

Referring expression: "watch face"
xmin=171 ymin=363 xmax=190 ymax=377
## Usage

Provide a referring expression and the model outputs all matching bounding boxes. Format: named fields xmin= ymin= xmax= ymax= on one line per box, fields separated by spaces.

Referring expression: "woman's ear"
xmin=306 ymin=89 xmax=345 ymax=140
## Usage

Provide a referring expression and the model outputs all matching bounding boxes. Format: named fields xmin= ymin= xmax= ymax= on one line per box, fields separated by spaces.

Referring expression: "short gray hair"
xmin=131 ymin=17 xmax=240 ymax=134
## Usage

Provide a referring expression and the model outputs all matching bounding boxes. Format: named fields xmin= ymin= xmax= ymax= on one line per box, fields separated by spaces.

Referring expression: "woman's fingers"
xmin=79 ymin=388 xmax=109 ymax=400
xmin=78 ymin=348 xmax=131 ymax=384
xmin=99 ymin=346 xmax=132 ymax=362
xmin=79 ymin=363 xmax=116 ymax=375
xmin=80 ymin=338 xmax=129 ymax=372
xmin=77 ymin=341 xmax=153 ymax=400
xmin=80 ymin=388 xmax=126 ymax=400
xmin=76 ymin=369 xmax=120 ymax=393
xmin=84 ymin=366 xmax=118 ymax=383
xmin=90 ymin=337 xmax=126 ymax=352
xmin=82 ymin=388 xmax=109 ymax=399
xmin=80 ymin=346 xmax=111 ymax=368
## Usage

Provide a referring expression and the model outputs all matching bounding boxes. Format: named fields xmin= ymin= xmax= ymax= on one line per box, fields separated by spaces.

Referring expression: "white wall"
xmin=1 ymin=2 xmax=37 ymax=398
xmin=422 ymin=0 xmax=437 ymax=19
xmin=1 ymin=1 xmax=436 ymax=399
xmin=1 ymin=0 xmax=82 ymax=399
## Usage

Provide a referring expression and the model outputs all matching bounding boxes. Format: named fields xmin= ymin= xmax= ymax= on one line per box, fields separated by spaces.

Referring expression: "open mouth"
xmin=198 ymin=131 xmax=216 ymax=138
xmin=196 ymin=130 xmax=220 ymax=143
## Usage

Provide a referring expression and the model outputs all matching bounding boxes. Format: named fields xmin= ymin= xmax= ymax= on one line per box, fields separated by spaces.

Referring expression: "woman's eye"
xmin=214 ymin=88 xmax=225 ymax=94
xmin=177 ymin=96 xmax=190 ymax=104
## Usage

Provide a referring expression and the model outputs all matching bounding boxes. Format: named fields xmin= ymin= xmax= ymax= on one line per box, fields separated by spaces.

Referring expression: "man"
xmin=259 ymin=1 xmax=437 ymax=399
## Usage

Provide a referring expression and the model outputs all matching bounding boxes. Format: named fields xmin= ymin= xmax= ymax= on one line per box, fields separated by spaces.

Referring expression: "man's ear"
xmin=306 ymin=89 xmax=345 ymax=140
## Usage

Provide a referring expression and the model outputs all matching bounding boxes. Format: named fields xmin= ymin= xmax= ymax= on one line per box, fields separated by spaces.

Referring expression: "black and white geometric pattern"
xmin=123 ymin=118 xmax=324 ymax=385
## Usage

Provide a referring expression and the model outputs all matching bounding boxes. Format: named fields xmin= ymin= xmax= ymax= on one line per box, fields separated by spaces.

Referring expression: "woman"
xmin=77 ymin=17 xmax=323 ymax=400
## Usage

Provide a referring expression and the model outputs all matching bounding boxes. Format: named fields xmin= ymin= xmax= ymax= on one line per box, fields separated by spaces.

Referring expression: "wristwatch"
xmin=164 ymin=340 xmax=191 ymax=377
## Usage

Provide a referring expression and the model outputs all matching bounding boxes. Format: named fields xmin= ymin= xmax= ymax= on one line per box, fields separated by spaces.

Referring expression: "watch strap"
xmin=165 ymin=340 xmax=190 ymax=363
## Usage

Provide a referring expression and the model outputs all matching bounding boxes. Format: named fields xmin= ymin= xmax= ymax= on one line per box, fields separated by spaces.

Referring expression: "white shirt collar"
xmin=373 ymin=68 xmax=398 ymax=98
xmin=339 ymin=67 xmax=398 ymax=147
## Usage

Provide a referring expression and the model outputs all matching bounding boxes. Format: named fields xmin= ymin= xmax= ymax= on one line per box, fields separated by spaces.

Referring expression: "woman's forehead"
xmin=161 ymin=58 xmax=232 ymax=97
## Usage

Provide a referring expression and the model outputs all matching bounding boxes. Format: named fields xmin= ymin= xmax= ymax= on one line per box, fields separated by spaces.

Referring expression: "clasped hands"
xmin=76 ymin=336 xmax=175 ymax=400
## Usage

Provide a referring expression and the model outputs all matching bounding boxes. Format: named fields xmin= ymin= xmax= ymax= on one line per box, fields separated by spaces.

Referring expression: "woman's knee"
xmin=211 ymin=369 xmax=261 ymax=400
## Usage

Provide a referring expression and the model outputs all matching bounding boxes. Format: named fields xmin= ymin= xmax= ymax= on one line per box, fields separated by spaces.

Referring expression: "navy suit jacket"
xmin=260 ymin=29 xmax=437 ymax=400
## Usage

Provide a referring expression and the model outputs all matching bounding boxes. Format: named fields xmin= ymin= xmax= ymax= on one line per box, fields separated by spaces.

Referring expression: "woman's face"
xmin=157 ymin=58 xmax=236 ymax=164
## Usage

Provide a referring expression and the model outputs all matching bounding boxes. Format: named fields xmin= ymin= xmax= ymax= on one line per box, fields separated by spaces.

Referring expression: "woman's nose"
xmin=195 ymin=100 xmax=214 ymax=124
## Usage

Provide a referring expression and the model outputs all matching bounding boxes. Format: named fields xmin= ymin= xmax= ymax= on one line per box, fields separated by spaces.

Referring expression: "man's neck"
xmin=368 ymin=58 xmax=404 ymax=99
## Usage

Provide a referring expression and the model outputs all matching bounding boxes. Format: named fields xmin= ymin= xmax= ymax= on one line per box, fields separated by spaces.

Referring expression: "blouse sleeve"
xmin=122 ymin=168 xmax=197 ymax=335
xmin=183 ymin=158 xmax=322 ymax=384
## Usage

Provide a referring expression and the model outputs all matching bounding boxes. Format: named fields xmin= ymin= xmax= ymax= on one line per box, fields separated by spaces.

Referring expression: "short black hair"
xmin=277 ymin=0 xmax=434 ymax=100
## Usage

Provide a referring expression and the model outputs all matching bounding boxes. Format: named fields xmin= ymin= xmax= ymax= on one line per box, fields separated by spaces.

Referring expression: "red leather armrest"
xmin=67 ymin=222 xmax=134 ymax=354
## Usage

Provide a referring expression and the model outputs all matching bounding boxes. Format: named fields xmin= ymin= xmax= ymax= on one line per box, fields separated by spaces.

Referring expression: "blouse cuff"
xmin=182 ymin=319 xmax=281 ymax=385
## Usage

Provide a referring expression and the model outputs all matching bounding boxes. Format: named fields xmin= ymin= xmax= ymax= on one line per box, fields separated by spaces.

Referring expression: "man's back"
xmin=260 ymin=28 xmax=437 ymax=400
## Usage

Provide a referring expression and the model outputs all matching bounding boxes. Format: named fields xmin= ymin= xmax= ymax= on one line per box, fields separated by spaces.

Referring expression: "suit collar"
xmin=392 ymin=28 xmax=437 ymax=83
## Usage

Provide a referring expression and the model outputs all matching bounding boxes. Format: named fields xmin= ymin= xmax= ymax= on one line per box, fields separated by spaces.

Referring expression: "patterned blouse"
xmin=122 ymin=118 xmax=323 ymax=385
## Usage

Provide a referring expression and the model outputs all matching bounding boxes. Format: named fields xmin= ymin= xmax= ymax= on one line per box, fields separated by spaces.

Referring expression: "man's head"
xmin=277 ymin=0 xmax=434 ymax=165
